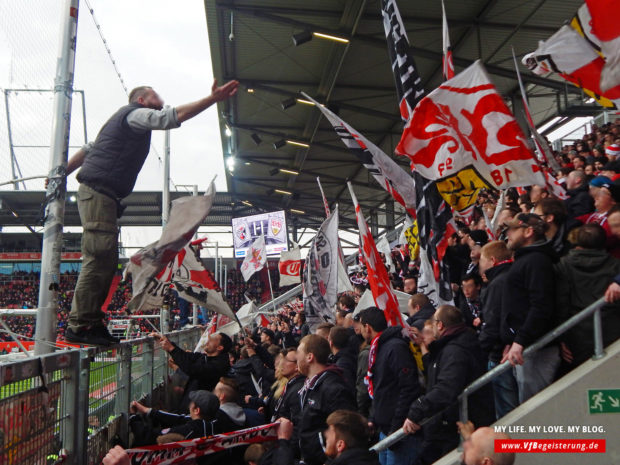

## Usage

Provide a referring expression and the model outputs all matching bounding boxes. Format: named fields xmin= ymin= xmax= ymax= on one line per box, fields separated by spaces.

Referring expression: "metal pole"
xmin=220 ymin=256 xmax=224 ymax=285
xmin=162 ymin=126 xmax=171 ymax=227
xmin=192 ymin=304 xmax=198 ymax=326
xmin=3 ymin=90 xmax=18 ymax=190
xmin=215 ymin=241 xmax=219 ymax=282
xmin=592 ymin=307 xmax=606 ymax=360
xmin=224 ymin=264 xmax=228 ymax=295
xmin=35 ymin=0 xmax=80 ymax=356
xmin=266 ymin=264 xmax=277 ymax=313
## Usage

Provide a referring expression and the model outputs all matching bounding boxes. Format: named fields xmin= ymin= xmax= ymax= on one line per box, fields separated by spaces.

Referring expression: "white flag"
xmin=171 ymin=245 xmax=237 ymax=322
xmin=303 ymin=206 xmax=340 ymax=324
xmin=127 ymin=181 xmax=216 ymax=311
xmin=376 ymin=236 xmax=395 ymax=273
xmin=240 ymin=235 xmax=267 ymax=281
xmin=278 ymin=248 xmax=301 ymax=286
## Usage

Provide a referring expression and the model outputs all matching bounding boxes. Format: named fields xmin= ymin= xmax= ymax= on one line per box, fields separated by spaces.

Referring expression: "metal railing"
xmin=371 ymin=296 xmax=608 ymax=452
xmin=0 ymin=327 xmax=202 ymax=465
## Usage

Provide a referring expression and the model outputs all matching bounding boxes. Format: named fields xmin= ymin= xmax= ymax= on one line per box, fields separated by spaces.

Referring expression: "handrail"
xmin=371 ymin=296 xmax=608 ymax=452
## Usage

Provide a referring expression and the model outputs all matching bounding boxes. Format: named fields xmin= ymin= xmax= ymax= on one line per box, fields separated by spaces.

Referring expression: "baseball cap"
xmin=188 ymin=390 xmax=220 ymax=419
xmin=260 ymin=328 xmax=275 ymax=340
xmin=589 ymin=175 xmax=613 ymax=188
xmin=469 ymin=230 xmax=488 ymax=246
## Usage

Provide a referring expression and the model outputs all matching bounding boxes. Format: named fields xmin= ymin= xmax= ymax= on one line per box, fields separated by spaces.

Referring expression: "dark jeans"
xmin=488 ymin=360 xmax=519 ymax=419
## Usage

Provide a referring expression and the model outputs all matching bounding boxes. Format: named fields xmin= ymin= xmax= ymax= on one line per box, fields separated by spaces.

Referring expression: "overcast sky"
xmin=0 ymin=0 xmax=239 ymax=252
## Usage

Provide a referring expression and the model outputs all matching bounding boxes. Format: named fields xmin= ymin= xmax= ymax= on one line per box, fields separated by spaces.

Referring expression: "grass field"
xmin=0 ymin=360 xmax=118 ymax=400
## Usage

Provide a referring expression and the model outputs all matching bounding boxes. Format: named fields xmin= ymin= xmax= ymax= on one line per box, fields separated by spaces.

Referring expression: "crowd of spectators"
xmin=7 ymin=121 xmax=620 ymax=463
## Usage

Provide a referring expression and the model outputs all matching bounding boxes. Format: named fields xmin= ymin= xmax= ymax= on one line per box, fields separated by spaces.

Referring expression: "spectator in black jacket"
xmin=353 ymin=314 xmax=372 ymax=418
xmin=324 ymin=410 xmax=379 ymax=465
xmin=403 ymin=305 xmax=494 ymax=465
xmin=406 ymin=294 xmax=435 ymax=330
xmin=534 ymin=197 xmax=570 ymax=256
xmin=296 ymin=334 xmax=356 ymax=465
xmin=459 ymin=273 xmax=483 ymax=331
xmin=360 ymin=307 xmax=422 ymax=465
xmin=500 ymin=213 xmax=560 ymax=403
xmin=564 ymin=170 xmax=594 ymax=231
xmin=328 ymin=326 xmax=357 ymax=390
xmin=479 ymin=241 xmax=518 ymax=419
xmin=129 ymin=390 xmax=220 ymax=446
xmin=154 ymin=332 xmax=231 ymax=412
xmin=555 ymin=224 xmax=620 ymax=368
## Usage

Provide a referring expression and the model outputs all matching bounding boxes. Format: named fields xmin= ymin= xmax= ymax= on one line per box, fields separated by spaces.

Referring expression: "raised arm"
xmin=175 ymin=79 xmax=239 ymax=123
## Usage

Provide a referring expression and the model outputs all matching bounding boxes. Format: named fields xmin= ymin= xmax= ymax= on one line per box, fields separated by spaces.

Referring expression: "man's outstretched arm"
xmin=176 ymin=79 xmax=239 ymax=123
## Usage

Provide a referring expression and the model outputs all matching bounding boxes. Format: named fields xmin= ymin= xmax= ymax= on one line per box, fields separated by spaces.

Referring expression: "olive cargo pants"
xmin=68 ymin=184 xmax=118 ymax=331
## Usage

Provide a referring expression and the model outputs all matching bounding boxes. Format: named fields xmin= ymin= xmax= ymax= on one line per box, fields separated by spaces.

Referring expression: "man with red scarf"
xmin=359 ymin=307 xmax=422 ymax=465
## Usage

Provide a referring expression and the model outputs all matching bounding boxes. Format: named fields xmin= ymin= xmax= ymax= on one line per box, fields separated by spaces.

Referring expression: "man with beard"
xmin=323 ymin=410 xmax=379 ymax=465
xmin=500 ymin=213 xmax=559 ymax=403
xmin=296 ymin=335 xmax=355 ymax=465
xmin=402 ymin=306 xmax=493 ymax=464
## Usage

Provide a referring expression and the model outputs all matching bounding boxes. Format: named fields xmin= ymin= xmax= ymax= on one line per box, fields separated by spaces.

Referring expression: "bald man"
xmin=460 ymin=424 xmax=515 ymax=465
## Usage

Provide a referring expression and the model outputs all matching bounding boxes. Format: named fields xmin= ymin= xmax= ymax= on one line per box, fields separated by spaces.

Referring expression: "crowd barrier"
xmin=0 ymin=327 xmax=202 ymax=465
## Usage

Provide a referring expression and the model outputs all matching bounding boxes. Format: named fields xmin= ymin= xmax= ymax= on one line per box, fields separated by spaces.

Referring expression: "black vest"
xmin=77 ymin=103 xmax=151 ymax=198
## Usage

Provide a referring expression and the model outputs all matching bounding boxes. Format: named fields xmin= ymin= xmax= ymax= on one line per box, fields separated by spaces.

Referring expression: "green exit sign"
xmin=588 ymin=389 xmax=620 ymax=414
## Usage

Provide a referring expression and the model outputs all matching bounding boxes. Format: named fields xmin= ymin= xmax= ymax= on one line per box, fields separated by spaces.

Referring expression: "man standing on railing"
xmin=402 ymin=305 xmax=493 ymax=465
xmin=62 ymin=79 xmax=238 ymax=346
xmin=500 ymin=213 xmax=559 ymax=403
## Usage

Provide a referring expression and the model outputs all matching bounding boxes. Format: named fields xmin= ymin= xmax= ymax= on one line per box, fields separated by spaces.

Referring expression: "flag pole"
xmin=266 ymin=265 xmax=277 ymax=313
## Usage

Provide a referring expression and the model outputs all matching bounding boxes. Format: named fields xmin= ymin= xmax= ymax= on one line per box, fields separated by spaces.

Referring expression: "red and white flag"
xmin=584 ymin=0 xmax=620 ymax=92
xmin=127 ymin=181 xmax=216 ymax=311
xmin=348 ymin=182 xmax=405 ymax=327
xmin=279 ymin=247 xmax=301 ymax=287
xmin=127 ymin=423 xmax=279 ymax=465
xmin=442 ymin=0 xmax=455 ymax=80
xmin=396 ymin=60 xmax=546 ymax=215
xmin=523 ymin=22 xmax=620 ymax=108
xmin=241 ymin=235 xmax=267 ymax=282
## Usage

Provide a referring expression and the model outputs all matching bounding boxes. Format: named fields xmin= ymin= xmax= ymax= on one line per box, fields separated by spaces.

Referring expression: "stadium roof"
xmin=0 ymin=190 xmax=358 ymax=230
xmin=204 ymin=0 xmax=598 ymax=221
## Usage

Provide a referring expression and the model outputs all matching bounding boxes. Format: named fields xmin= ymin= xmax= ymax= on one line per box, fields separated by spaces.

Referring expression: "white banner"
xmin=303 ymin=206 xmax=340 ymax=324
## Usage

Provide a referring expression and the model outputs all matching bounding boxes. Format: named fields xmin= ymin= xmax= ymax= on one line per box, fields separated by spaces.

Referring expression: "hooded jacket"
xmin=406 ymin=303 xmax=436 ymax=330
xmin=369 ymin=326 xmax=422 ymax=435
xmin=500 ymin=241 xmax=557 ymax=347
xmin=555 ymin=248 xmax=620 ymax=365
xmin=298 ymin=366 xmax=356 ymax=465
xmin=407 ymin=325 xmax=494 ymax=446
xmin=479 ymin=261 xmax=512 ymax=363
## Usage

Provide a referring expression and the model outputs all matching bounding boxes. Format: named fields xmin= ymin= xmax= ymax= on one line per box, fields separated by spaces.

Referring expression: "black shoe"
xmin=65 ymin=325 xmax=119 ymax=346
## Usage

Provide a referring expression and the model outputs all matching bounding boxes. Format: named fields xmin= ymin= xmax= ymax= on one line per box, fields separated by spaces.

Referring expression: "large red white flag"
xmin=303 ymin=206 xmax=340 ymax=324
xmin=348 ymin=182 xmax=405 ymax=327
xmin=126 ymin=423 xmax=279 ymax=465
xmin=240 ymin=235 xmax=267 ymax=282
xmin=524 ymin=21 xmax=620 ymax=108
xmin=302 ymin=93 xmax=417 ymax=219
xmin=581 ymin=1 xmax=620 ymax=93
xmin=396 ymin=60 xmax=546 ymax=215
xmin=442 ymin=0 xmax=455 ymax=80
xmin=279 ymin=247 xmax=301 ymax=287
xmin=127 ymin=181 xmax=216 ymax=311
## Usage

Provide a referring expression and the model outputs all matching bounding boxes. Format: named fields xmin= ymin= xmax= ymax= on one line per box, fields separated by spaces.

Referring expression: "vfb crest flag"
xmin=396 ymin=60 xmax=546 ymax=215
xmin=240 ymin=235 xmax=267 ymax=282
